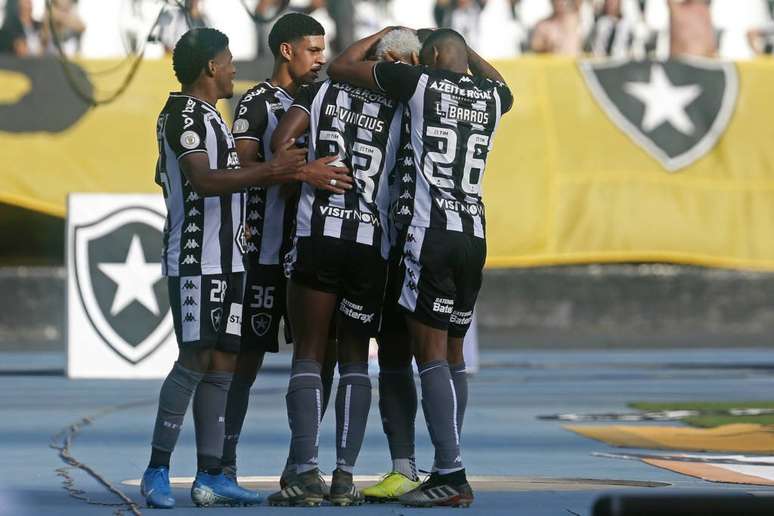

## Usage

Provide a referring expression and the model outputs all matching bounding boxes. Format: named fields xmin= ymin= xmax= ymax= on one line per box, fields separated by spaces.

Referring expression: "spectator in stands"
xmin=43 ymin=0 xmax=85 ymax=56
xmin=448 ymin=0 xmax=485 ymax=50
xmin=668 ymin=0 xmax=716 ymax=57
xmin=590 ymin=0 xmax=638 ymax=57
xmin=0 ymin=0 xmax=45 ymax=56
xmin=748 ymin=24 xmax=774 ymax=55
xmin=748 ymin=1 xmax=774 ymax=56
xmin=530 ymin=0 xmax=585 ymax=56
xmin=157 ymin=0 xmax=208 ymax=54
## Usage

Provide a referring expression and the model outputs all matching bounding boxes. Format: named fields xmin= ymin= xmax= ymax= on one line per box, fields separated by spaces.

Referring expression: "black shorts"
xmin=169 ymin=272 xmax=245 ymax=353
xmin=287 ymin=236 xmax=388 ymax=337
xmin=241 ymin=262 xmax=290 ymax=353
xmin=397 ymin=226 xmax=485 ymax=338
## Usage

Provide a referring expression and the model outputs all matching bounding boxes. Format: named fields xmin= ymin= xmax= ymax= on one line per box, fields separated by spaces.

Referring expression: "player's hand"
xmin=300 ymin=156 xmax=353 ymax=194
xmin=269 ymin=138 xmax=307 ymax=176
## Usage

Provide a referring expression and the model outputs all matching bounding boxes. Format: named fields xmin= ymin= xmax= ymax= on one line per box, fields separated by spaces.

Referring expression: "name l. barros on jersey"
xmin=434 ymin=102 xmax=490 ymax=125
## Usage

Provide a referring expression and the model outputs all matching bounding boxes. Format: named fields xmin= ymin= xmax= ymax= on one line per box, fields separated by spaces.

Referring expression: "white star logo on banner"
xmin=98 ymin=235 xmax=163 ymax=316
xmin=623 ymin=65 xmax=702 ymax=135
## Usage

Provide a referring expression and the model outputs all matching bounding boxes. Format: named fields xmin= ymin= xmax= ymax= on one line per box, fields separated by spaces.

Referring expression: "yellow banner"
xmin=2 ymin=56 xmax=774 ymax=269
xmin=486 ymin=57 xmax=774 ymax=270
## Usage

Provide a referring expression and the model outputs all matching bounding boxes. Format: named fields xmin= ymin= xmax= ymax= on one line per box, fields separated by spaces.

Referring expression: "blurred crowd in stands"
xmin=1 ymin=0 xmax=774 ymax=60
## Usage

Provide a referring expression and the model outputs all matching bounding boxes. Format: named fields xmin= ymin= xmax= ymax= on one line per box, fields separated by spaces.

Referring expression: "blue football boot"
xmin=190 ymin=471 xmax=262 ymax=507
xmin=140 ymin=466 xmax=175 ymax=509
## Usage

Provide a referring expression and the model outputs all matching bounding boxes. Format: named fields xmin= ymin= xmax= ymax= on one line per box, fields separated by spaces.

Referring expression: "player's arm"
xmin=327 ymin=27 xmax=395 ymax=90
xmin=234 ymin=138 xmax=307 ymax=187
xmin=180 ymin=143 xmax=306 ymax=196
xmin=271 ymin=86 xmax=354 ymax=195
xmin=467 ymin=46 xmax=506 ymax=85
xmin=231 ymin=95 xmax=305 ymax=187
xmin=467 ymin=46 xmax=514 ymax=114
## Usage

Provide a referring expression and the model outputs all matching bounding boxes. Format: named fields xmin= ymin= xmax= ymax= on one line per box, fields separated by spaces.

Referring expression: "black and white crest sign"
xmin=72 ymin=205 xmax=172 ymax=365
xmin=251 ymin=312 xmax=272 ymax=337
xmin=580 ymin=59 xmax=738 ymax=171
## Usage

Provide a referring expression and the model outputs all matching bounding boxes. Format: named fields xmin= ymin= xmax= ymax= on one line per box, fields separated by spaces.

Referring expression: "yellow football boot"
xmin=361 ymin=472 xmax=421 ymax=503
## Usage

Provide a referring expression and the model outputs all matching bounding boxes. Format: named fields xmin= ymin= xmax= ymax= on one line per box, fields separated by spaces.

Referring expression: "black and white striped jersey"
xmin=291 ymin=80 xmax=403 ymax=257
xmin=232 ymin=81 xmax=299 ymax=266
xmin=373 ymin=63 xmax=514 ymax=239
xmin=155 ymin=93 xmax=245 ymax=277
xmin=386 ymin=108 xmax=414 ymax=246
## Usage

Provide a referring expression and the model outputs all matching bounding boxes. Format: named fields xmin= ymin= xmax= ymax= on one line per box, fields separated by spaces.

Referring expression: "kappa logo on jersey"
xmin=210 ymin=307 xmax=223 ymax=331
xmin=73 ymin=206 xmax=171 ymax=364
xmin=580 ymin=59 xmax=739 ymax=172
xmin=251 ymin=312 xmax=272 ymax=336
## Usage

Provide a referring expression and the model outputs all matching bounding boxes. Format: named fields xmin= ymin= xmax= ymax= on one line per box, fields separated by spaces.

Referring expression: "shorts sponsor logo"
xmin=72 ymin=206 xmax=171 ymax=364
xmin=251 ymin=312 xmax=272 ymax=337
xmin=450 ymin=309 xmax=473 ymax=326
xmin=339 ymin=299 xmax=375 ymax=324
xmin=432 ymin=297 xmax=454 ymax=314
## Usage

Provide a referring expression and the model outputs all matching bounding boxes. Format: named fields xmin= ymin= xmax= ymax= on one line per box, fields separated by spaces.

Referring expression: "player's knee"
xmin=235 ymin=349 xmax=265 ymax=379
xmin=177 ymin=348 xmax=213 ymax=373
xmin=447 ymin=337 xmax=465 ymax=365
xmin=208 ymin=349 xmax=238 ymax=373
xmin=377 ymin=337 xmax=413 ymax=369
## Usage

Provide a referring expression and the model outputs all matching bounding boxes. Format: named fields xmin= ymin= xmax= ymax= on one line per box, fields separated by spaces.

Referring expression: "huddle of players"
xmin=143 ymin=12 xmax=512 ymax=510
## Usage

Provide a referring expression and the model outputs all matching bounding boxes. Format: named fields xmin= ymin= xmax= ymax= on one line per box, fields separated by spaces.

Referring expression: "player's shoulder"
xmin=164 ymin=93 xmax=214 ymax=115
xmin=297 ymin=79 xmax=328 ymax=98
xmin=237 ymin=81 xmax=277 ymax=106
xmin=162 ymin=93 xmax=213 ymax=135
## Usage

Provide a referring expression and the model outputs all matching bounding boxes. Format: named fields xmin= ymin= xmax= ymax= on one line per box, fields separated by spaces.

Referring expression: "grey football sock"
xmin=222 ymin=373 xmax=254 ymax=468
xmin=287 ymin=359 xmax=323 ymax=474
xmin=321 ymin=355 xmax=336 ymax=417
xmin=335 ymin=362 xmax=371 ymax=473
xmin=450 ymin=362 xmax=468 ymax=434
xmin=378 ymin=367 xmax=417 ymax=465
xmin=150 ymin=362 xmax=204 ymax=462
xmin=418 ymin=360 xmax=463 ymax=474
xmin=193 ymin=371 xmax=233 ymax=472
xmin=281 ymin=352 xmax=335 ymax=476
xmin=392 ymin=457 xmax=418 ymax=481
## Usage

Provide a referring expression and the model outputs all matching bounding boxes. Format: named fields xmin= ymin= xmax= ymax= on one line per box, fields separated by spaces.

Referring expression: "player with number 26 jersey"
xmin=374 ymin=61 xmax=513 ymax=238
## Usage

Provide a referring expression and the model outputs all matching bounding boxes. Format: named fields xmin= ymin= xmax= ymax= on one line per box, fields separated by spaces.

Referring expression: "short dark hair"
xmin=420 ymin=28 xmax=466 ymax=55
xmin=416 ymin=28 xmax=434 ymax=45
xmin=172 ymin=28 xmax=229 ymax=85
xmin=268 ymin=13 xmax=325 ymax=58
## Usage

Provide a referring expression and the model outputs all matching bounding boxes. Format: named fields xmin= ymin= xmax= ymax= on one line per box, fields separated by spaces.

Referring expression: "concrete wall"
xmin=2 ymin=265 xmax=774 ymax=351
